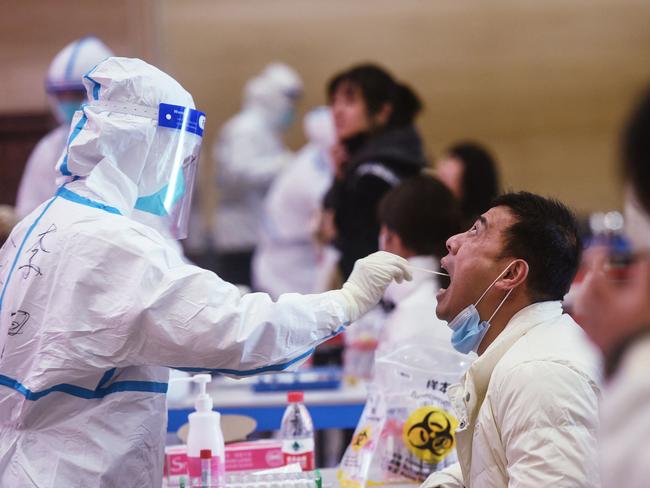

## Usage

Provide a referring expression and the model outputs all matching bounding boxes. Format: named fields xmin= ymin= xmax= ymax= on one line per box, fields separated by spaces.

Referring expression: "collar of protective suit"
xmin=449 ymin=300 xmax=564 ymax=479
xmin=383 ymin=255 xmax=439 ymax=304
xmin=65 ymin=157 xmax=138 ymax=217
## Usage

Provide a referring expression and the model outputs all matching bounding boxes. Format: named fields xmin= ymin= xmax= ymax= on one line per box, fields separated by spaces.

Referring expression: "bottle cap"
xmin=287 ymin=391 xmax=304 ymax=403
xmin=200 ymin=449 xmax=212 ymax=459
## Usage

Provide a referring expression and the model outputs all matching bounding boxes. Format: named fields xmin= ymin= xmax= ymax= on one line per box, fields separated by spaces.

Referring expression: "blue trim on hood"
xmin=56 ymin=187 xmax=122 ymax=215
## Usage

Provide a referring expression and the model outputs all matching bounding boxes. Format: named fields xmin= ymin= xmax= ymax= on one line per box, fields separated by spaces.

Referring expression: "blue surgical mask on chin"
xmin=447 ymin=262 xmax=516 ymax=354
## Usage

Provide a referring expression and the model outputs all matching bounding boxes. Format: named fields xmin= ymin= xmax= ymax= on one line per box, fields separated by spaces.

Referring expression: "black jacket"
xmin=324 ymin=125 xmax=427 ymax=278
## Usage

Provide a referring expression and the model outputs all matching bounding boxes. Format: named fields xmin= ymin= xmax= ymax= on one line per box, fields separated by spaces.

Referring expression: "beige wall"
xmin=0 ymin=0 xmax=158 ymax=112
xmin=3 ymin=0 xmax=650 ymax=218
xmin=157 ymin=0 xmax=650 ymax=219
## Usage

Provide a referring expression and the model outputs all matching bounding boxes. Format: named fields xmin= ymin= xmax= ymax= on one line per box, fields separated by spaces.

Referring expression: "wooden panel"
xmin=0 ymin=113 xmax=54 ymax=205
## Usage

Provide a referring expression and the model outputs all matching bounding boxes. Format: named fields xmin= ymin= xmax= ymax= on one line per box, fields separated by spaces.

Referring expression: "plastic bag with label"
xmin=337 ymin=344 xmax=473 ymax=486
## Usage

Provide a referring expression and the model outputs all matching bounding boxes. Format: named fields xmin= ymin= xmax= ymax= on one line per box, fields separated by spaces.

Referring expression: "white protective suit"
xmin=213 ymin=63 xmax=302 ymax=253
xmin=15 ymin=36 xmax=113 ymax=218
xmin=422 ymin=301 xmax=601 ymax=488
xmin=0 ymin=57 xmax=410 ymax=487
xmin=252 ymin=106 xmax=336 ymax=297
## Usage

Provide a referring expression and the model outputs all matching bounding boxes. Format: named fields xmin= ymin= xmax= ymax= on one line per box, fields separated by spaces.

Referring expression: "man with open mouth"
xmin=423 ymin=191 xmax=601 ymax=488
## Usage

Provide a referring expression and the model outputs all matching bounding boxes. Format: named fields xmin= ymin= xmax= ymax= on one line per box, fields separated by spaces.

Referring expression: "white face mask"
xmin=446 ymin=261 xmax=516 ymax=354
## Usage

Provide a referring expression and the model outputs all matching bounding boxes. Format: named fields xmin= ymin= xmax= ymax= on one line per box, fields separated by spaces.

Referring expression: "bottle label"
xmin=282 ymin=438 xmax=315 ymax=471
xmin=187 ymin=455 xmax=224 ymax=487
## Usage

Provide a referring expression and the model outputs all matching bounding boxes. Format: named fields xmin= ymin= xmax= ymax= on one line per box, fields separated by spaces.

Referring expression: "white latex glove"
xmin=340 ymin=251 xmax=412 ymax=322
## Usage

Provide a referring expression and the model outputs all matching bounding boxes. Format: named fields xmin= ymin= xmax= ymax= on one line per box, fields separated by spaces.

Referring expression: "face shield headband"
xmin=88 ymin=100 xmax=206 ymax=239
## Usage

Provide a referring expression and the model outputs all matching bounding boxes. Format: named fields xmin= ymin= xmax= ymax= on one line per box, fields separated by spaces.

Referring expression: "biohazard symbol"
xmin=351 ymin=426 xmax=371 ymax=452
xmin=402 ymin=406 xmax=459 ymax=463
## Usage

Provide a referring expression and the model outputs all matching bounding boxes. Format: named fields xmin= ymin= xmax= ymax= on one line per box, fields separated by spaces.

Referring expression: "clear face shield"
xmin=88 ymin=100 xmax=206 ymax=240
xmin=136 ymin=103 xmax=206 ymax=240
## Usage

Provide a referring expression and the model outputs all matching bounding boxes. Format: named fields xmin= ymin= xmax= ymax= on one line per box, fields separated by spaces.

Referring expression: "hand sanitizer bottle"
xmin=186 ymin=374 xmax=225 ymax=487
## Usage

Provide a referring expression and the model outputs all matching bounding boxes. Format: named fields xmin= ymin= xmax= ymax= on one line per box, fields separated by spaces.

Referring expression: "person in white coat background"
xmin=343 ymin=174 xmax=465 ymax=382
xmin=212 ymin=63 xmax=303 ymax=287
xmin=0 ymin=57 xmax=411 ymax=487
xmin=422 ymin=191 xmax=601 ymax=488
xmin=252 ymin=106 xmax=337 ymax=298
xmin=375 ymin=174 xmax=462 ymax=356
xmin=15 ymin=36 xmax=113 ymax=218
xmin=574 ymin=86 xmax=650 ymax=488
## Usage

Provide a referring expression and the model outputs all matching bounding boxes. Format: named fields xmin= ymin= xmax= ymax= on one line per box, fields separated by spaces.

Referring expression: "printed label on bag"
xmin=402 ymin=406 xmax=459 ymax=463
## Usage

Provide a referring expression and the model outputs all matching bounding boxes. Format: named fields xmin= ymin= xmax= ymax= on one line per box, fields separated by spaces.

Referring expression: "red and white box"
xmin=164 ymin=445 xmax=189 ymax=487
xmin=164 ymin=440 xmax=285 ymax=483
xmin=225 ymin=440 xmax=285 ymax=472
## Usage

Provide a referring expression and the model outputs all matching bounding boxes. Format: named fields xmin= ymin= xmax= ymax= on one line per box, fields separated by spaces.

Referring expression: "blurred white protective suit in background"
xmin=15 ymin=36 xmax=113 ymax=218
xmin=212 ymin=63 xmax=303 ymax=255
xmin=253 ymin=106 xmax=336 ymax=298
xmin=0 ymin=57 xmax=410 ymax=487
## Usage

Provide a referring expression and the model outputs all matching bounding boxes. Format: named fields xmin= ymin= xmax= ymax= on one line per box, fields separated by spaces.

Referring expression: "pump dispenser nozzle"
xmin=192 ymin=373 xmax=213 ymax=412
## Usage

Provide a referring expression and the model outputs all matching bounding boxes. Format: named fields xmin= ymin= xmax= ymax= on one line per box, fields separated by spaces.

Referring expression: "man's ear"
xmin=499 ymin=259 xmax=529 ymax=290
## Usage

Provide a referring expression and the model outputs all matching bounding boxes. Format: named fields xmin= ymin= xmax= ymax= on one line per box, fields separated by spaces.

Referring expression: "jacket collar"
xmin=449 ymin=300 xmax=564 ymax=483
xmin=465 ymin=300 xmax=563 ymax=406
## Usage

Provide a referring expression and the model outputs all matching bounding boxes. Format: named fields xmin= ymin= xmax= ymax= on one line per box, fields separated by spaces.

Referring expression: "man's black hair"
xmin=623 ymin=87 xmax=650 ymax=213
xmin=491 ymin=191 xmax=581 ymax=301
xmin=378 ymin=175 xmax=461 ymax=258
xmin=327 ymin=63 xmax=422 ymax=129
xmin=447 ymin=142 xmax=500 ymax=227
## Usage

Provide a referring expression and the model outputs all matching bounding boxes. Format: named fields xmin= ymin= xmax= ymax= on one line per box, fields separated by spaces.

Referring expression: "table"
xmin=167 ymin=376 xmax=368 ymax=433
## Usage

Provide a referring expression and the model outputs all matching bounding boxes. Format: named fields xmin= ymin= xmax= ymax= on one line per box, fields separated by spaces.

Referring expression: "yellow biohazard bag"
xmin=337 ymin=344 xmax=472 ymax=486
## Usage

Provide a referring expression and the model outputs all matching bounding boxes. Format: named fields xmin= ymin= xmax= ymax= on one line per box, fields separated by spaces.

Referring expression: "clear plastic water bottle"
xmin=280 ymin=391 xmax=315 ymax=471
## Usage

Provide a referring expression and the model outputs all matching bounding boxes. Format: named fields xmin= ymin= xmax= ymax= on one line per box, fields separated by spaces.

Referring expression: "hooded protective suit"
xmin=212 ymin=63 xmax=303 ymax=255
xmin=252 ymin=106 xmax=336 ymax=297
xmin=15 ymin=36 xmax=113 ymax=218
xmin=0 ymin=57 xmax=409 ymax=487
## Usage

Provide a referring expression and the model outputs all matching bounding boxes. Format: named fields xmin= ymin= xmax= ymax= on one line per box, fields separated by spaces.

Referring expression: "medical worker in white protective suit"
xmin=0 ymin=57 xmax=411 ymax=487
xmin=253 ymin=106 xmax=337 ymax=298
xmin=212 ymin=63 xmax=303 ymax=286
xmin=15 ymin=36 xmax=113 ymax=218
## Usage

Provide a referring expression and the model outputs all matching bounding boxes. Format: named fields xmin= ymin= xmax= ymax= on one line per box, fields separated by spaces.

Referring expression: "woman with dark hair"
xmin=323 ymin=63 xmax=427 ymax=279
xmin=436 ymin=141 xmax=500 ymax=228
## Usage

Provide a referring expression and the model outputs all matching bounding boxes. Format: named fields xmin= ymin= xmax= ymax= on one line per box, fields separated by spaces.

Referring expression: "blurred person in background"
xmin=323 ymin=63 xmax=427 ymax=280
xmin=212 ymin=63 xmax=303 ymax=287
xmin=343 ymin=174 xmax=463 ymax=381
xmin=375 ymin=174 xmax=462 ymax=355
xmin=252 ymin=106 xmax=337 ymax=298
xmin=574 ymin=87 xmax=650 ymax=488
xmin=436 ymin=141 xmax=500 ymax=229
xmin=15 ymin=36 xmax=113 ymax=219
